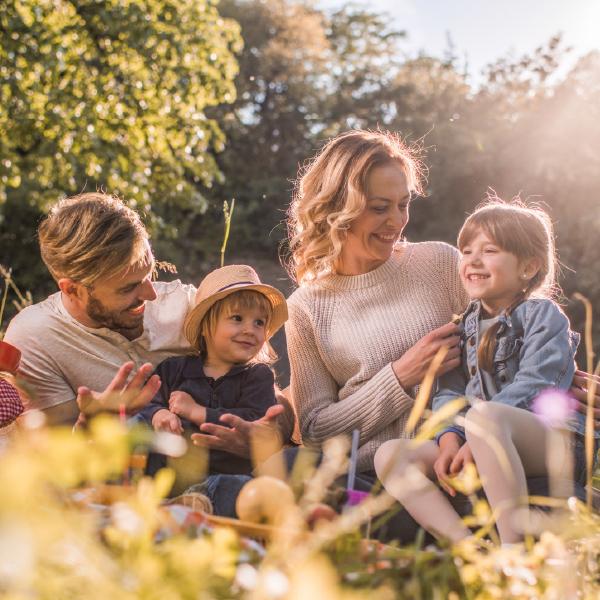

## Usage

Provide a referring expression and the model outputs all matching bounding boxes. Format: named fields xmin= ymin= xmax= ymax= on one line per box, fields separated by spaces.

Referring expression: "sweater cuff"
xmin=378 ymin=363 xmax=413 ymax=410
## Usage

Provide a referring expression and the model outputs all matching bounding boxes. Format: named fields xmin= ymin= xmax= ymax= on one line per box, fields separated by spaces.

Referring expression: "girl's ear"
xmin=521 ymin=257 xmax=542 ymax=281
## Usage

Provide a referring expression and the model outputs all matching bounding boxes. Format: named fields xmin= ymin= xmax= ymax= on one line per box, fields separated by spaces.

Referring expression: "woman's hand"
xmin=571 ymin=370 xmax=600 ymax=428
xmin=392 ymin=322 xmax=461 ymax=390
xmin=152 ymin=408 xmax=183 ymax=434
xmin=433 ymin=432 xmax=461 ymax=496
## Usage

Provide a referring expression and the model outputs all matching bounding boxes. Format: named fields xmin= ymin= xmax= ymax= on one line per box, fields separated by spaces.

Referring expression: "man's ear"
xmin=58 ymin=278 xmax=86 ymax=300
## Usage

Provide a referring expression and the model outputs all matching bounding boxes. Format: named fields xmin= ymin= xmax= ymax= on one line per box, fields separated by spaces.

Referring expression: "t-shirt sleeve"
xmin=4 ymin=312 xmax=77 ymax=410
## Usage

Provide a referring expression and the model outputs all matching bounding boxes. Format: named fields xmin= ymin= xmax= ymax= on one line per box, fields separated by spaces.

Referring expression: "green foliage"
xmin=0 ymin=0 xmax=241 ymax=215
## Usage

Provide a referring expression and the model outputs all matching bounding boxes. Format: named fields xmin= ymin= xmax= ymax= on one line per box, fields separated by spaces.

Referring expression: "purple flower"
xmin=532 ymin=388 xmax=577 ymax=426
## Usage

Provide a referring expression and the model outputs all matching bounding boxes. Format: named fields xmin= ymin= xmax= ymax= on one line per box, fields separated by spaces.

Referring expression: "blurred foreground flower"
xmin=532 ymin=388 xmax=577 ymax=427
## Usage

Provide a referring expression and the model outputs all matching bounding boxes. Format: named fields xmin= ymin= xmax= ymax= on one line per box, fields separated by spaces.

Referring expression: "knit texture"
xmin=285 ymin=241 xmax=468 ymax=472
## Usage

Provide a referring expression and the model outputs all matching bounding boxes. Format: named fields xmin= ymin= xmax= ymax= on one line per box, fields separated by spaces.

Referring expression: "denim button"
xmin=469 ymin=337 xmax=476 ymax=347
xmin=470 ymin=366 xmax=476 ymax=376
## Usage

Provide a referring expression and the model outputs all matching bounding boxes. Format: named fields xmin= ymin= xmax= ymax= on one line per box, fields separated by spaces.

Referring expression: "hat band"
xmin=216 ymin=280 xmax=257 ymax=293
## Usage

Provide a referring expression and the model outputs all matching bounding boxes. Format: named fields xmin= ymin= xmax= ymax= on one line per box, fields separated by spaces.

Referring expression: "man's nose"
xmin=139 ymin=278 xmax=157 ymax=302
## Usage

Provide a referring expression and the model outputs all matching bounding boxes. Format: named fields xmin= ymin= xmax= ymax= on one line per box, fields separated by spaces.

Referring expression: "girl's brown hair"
xmin=197 ymin=290 xmax=277 ymax=364
xmin=457 ymin=199 xmax=558 ymax=372
xmin=286 ymin=129 xmax=424 ymax=283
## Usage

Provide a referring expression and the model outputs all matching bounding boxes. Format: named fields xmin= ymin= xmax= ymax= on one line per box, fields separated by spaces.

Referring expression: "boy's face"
xmin=83 ymin=244 xmax=157 ymax=339
xmin=205 ymin=304 xmax=267 ymax=368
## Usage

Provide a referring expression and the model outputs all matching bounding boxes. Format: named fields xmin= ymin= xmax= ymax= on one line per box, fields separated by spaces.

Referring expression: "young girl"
xmin=375 ymin=200 xmax=596 ymax=544
xmin=140 ymin=264 xmax=288 ymax=478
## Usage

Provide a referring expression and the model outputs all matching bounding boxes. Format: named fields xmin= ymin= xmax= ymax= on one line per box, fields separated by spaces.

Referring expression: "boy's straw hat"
xmin=183 ymin=264 xmax=288 ymax=349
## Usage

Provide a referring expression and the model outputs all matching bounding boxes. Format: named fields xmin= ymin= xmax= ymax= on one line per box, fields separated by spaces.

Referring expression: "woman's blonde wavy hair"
xmin=286 ymin=130 xmax=424 ymax=283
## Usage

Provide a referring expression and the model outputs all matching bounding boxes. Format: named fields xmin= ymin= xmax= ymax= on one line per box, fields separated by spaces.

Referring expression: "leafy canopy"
xmin=0 ymin=0 xmax=242 ymax=219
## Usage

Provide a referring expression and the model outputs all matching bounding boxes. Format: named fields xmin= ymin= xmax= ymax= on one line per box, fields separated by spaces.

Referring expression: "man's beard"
xmin=86 ymin=294 xmax=145 ymax=339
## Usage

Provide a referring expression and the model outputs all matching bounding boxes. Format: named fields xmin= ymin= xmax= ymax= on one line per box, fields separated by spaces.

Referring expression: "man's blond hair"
xmin=39 ymin=192 xmax=151 ymax=286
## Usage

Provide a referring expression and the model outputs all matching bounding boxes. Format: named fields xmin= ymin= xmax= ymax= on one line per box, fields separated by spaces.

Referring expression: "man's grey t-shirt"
xmin=4 ymin=280 xmax=196 ymax=414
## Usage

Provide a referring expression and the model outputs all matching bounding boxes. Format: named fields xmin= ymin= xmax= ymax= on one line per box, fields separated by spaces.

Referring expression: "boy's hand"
xmin=434 ymin=432 xmax=461 ymax=496
xmin=169 ymin=391 xmax=205 ymax=425
xmin=152 ymin=408 xmax=183 ymax=434
xmin=449 ymin=442 xmax=473 ymax=476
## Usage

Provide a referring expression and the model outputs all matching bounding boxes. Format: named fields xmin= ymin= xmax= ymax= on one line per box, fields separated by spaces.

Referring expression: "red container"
xmin=0 ymin=340 xmax=21 ymax=374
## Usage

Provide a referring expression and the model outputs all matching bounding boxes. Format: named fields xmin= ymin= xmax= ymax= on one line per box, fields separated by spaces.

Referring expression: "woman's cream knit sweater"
xmin=285 ymin=241 xmax=468 ymax=472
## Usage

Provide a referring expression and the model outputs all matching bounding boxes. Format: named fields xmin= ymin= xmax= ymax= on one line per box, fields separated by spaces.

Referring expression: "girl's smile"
xmin=460 ymin=230 xmax=538 ymax=316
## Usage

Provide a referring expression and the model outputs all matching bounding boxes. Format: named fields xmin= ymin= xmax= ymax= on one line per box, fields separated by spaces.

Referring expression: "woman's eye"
xmin=371 ymin=206 xmax=387 ymax=214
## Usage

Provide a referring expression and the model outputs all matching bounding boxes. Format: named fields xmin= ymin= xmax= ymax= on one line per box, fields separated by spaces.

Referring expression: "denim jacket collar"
xmin=462 ymin=299 xmax=511 ymax=338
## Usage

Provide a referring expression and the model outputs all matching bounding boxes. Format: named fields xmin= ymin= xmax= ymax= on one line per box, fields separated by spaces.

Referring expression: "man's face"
xmin=84 ymin=251 xmax=157 ymax=339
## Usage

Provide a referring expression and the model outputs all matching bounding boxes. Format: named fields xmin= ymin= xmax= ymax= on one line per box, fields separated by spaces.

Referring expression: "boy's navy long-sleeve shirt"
xmin=139 ymin=355 xmax=276 ymax=475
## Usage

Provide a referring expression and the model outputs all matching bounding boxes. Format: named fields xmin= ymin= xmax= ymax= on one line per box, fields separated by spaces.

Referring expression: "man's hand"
xmin=152 ymin=408 xmax=183 ymax=434
xmin=572 ymin=370 xmax=600 ymax=427
xmin=168 ymin=391 xmax=205 ymax=425
xmin=191 ymin=404 xmax=285 ymax=459
xmin=77 ymin=361 xmax=161 ymax=416
xmin=433 ymin=432 xmax=461 ymax=496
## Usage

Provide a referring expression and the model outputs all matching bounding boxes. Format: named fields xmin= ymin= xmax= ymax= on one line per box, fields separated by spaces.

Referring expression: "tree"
xmin=0 ymin=0 xmax=241 ymax=291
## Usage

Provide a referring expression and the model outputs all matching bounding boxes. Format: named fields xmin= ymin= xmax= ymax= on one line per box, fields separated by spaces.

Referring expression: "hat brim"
xmin=183 ymin=283 xmax=288 ymax=349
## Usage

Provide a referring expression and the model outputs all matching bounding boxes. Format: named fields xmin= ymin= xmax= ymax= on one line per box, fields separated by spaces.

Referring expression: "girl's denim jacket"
xmin=433 ymin=298 xmax=592 ymax=440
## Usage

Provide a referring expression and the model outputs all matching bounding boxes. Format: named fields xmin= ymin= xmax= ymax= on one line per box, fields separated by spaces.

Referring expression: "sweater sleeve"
xmin=437 ymin=243 xmax=469 ymax=316
xmin=286 ymin=298 xmax=415 ymax=446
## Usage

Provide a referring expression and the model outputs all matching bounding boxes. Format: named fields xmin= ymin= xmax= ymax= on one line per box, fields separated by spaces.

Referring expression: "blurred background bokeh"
xmin=1 ymin=0 xmax=599 ymax=385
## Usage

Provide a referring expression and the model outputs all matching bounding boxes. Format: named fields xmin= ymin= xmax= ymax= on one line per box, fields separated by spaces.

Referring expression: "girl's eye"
xmin=462 ymin=249 xmax=471 ymax=255
xmin=484 ymin=247 xmax=498 ymax=253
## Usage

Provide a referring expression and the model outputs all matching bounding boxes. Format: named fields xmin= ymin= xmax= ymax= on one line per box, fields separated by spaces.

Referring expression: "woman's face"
xmin=337 ymin=162 xmax=410 ymax=275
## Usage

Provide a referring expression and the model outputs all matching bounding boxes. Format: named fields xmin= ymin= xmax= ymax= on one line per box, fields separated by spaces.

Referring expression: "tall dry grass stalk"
xmin=574 ymin=293 xmax=600 ymax=509
xmin=220 ymin=199 xmax=235 ymax=268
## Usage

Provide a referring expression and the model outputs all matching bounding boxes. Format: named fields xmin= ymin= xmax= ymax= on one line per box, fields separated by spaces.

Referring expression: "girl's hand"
xmin=433 ymin=432 xmax=461 ymax=496
xmin=392 ymin=322 xmax=461 ymax=390
xmin=449 ymin=442 xmax=473 ymax=476
xmin=152 ymin=408 xmax=183 ymax=434
xmin=571 ymin=370 xmax=600 ymax=428
xmin=169 ymin=391 xmax=205 ymax=425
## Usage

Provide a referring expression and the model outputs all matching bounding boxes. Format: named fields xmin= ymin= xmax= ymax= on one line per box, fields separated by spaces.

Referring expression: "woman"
xmin=284 ymin=129 xmax=598 ymax=540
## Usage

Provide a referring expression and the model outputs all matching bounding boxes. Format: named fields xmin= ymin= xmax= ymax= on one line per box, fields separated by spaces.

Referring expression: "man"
xmin=5 ymin=192 xmax=292 ymax=444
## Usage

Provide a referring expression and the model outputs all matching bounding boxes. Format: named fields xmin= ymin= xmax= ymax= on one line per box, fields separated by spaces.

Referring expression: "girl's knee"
xmin=374 ymin=439 xmax=411 ymax=480
xmin=464 ymin=402 xmax=510 ymax=443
